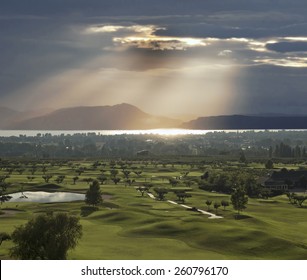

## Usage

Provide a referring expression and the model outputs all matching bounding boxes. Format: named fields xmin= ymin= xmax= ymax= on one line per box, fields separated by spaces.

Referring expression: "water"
xmin=0 ymin=129 xmax=212 ymax=137
xmin=8 ymin=191 xmax=85 ymax=203
xmin=0 ymin=129 xmax=295 ymax=137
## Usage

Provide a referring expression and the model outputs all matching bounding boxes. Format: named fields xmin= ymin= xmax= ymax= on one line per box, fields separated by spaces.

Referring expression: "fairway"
xmin=1 ymin=159 xmax=307 ymax=260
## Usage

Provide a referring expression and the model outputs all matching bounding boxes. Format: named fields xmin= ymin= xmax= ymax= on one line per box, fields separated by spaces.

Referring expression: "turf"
xmin=1 ymin=160 xmax=307 ymax=260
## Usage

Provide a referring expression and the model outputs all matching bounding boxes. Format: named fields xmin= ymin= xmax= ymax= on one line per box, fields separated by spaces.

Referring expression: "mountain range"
xmin=181 ymin=115 xmax=307 ymax=129
xmin=1 ymin=104 xmax=307 ymax=130
xmin=1 ymin=103 xmax=180 ymax=130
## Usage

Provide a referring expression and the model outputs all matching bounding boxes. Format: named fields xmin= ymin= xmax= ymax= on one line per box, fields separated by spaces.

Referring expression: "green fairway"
xmin=1 ymin=159 xmax=307 ymax=260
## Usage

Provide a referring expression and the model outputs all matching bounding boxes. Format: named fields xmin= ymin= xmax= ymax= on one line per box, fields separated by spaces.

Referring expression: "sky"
xmin=1 ymin=0 xmax=307 ymax=120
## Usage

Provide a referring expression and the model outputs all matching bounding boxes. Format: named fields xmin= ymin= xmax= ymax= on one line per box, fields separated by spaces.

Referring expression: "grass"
xmin=1 ymin=159 xmax=307 ymax=260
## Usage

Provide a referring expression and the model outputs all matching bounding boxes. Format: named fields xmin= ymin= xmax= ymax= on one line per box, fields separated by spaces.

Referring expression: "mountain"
xmin=0 ymin=107 xmax=55 ymax=129
xmin=5 ymin=106 xmax=307 ymax=130
xmin=0 ymin=107 xmax=19 ymax=128
xmin=8 ymin=103 xmax=180 ymax=130
xmin=181 ymin=115 xmax=307 ymax=129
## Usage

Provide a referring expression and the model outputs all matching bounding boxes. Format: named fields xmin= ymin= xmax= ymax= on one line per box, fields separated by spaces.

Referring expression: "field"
xmin=1 ymin=158 xmax=307 ymax=260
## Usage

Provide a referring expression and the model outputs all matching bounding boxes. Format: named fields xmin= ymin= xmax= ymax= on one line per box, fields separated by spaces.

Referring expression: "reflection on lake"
xmin=9 ymin=191 xmax=85 ymax=203
xmin=0 ymin=129 xmax=215 ymax=137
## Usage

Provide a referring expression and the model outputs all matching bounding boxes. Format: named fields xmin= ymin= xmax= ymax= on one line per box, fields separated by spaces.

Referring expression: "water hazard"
xmin=8 ymin=191 xmax=85 ymax=203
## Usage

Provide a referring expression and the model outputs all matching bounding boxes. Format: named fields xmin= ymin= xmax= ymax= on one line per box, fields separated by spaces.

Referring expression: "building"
xmin=263 ymin=169 xmax=307 ymax=191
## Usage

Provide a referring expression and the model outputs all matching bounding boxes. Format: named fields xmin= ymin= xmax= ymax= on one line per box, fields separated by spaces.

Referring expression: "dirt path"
xmin=147 ymin=193 xmax=223 ymax=219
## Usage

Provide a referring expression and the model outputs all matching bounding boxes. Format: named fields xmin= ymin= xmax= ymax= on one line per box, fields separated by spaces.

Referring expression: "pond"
xmin=8 ymin=191 xmax=85 ymax=203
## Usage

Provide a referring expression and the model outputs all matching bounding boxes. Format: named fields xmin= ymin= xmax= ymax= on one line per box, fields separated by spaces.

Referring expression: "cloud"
xmin=113 ymin=37 xmax=207 ymax=51
xmin=2 ymin=0 xmax=307 ymax=117
xmin=253 ymin=57 xmax=307 ymax=67
xmin=85 ymin=24 xmax=161 ymax=34
xmin=266 ymin=41 xmax=307 ymax=53
xmin=83 ymin=22 xmax=307 ymax=69
xmin=234 ymin=64 xmax=307 ymax=114
xmin=218 ymin=50 xmax=232 ymax=56
xmin=85 ymin=24 xmax=207 ymax=50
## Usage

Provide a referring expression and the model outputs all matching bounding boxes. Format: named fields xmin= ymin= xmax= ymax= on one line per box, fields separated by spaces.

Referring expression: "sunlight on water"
xmin=0 ymin=129 xmax=213 ymax=136
xmin=131 ymin=129 xmax=212 ymax=135
xmin=0 ymin=129 xmax=303 ymax=137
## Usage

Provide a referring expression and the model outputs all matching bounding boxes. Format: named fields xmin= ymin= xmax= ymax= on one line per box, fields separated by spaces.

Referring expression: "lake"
xmin=8 ymin=191 xmax=85 ymax=203
xmin=0 ymin=128 xmax=290 ymax=137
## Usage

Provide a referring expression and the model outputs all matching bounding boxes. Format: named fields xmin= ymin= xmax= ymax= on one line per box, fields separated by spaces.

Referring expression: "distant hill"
xmin=181 ymin=115 xmax=307 ymax=129
xmin=0 ymin=107 xmax=54 ymax=129
xmin=4 ymin=106 xmax=307 ymax=130
xmin=0 ymin=107 xmax=19 ymax=128
xmin=8 ymin=103 xmax=180 ymax=130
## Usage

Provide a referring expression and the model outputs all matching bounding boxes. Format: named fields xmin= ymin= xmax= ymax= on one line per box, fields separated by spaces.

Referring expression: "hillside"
xmin=8 ymin=103 xmax=180 ymax=130
xmin=182 ymin=115 xmax=307 ymax=129
xmin=4 ymin=107 xmax=307 ymax=130
xmin=0 ymin=107 xmax=19 ymax=128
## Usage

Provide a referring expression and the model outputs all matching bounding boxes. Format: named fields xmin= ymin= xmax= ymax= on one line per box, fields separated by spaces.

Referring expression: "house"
xmin=263 ymin=169 xmax=307 ymax=191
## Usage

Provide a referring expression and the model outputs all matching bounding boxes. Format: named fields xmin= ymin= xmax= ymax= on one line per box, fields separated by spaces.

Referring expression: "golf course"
xmin=1 ymin=158 xmax=307 ymax=260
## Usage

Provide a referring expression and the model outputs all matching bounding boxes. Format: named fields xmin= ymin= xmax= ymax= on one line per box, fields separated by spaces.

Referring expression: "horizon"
xmin=1 ymin=1 xmax=307 ymax=121
xmin=3 ymin=103 xmax=307 ymax=123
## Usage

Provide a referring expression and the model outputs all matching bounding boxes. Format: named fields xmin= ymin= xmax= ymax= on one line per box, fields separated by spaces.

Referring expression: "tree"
xmin=221 ymin=200 xmax=229 ymax=210
xmin=174 ymin=191 xmax=191 ymax=203
xmin=183 ymin=179 xmax=193 ymax=188
xmin=124 ymin=179 xmax=135 ymax=186
xmin=154 ymin=188 xmax=168 ymax=201
xmin=27 ymin=176 xmax=35 ymax=181
xmin=265 ymin=159 xmax=274 ymax=169
xmin=293 ymin=194 xmax=307 ymax=207
xmin=269 ymin=146 xmax=273 ymax=158
xmin=55 ymin=175 xmax=65 ymax=184
xmin=136 ymin=183 xmax=153 ymax=194
xmin=10 ymin=212 xmax=82 ymax=259
xmin=122 ymin=170 xmax=131 ymax=179
xmin=110 ymin=169 xmax=119 ymax=177
xmin=201 ymin=171 xmax=209 ymax=180
xmin=205 ymin=200 xmax=212 ymax=211
xmin=231 ymin=187 xmax=248 ymax=217
xmin=0 ymin=232 xmax=11 ymax=246
xmin=72 ymin=176 xmax=79 ymax=185
xmin=180 ymin=171 xmax=190 ymax=178
xmin=30 ymin=167 xmax=37 ymax=175
xmin=75 ymin=168 xmax=84 ymax=176
xmin=239 ymin=151 xmax=247 ymax=163
xmin=0 ymin=175 xmax=10 ymax=183
xmin=0 ymin=183 xmax=12 ymax=206
xmin=111 ymin=177 xmax=121 ymax=185
xmin=41 ymin=166 xmax=48 ymax=174
xmin=42 ymin=174 xmax=52 ymax=183
xmin=134 ymin=171 xmax=143 ymax=177
xmin=97 ymin=175 xmax=107 ymax=185
xmin=16 ymin=168 xmax=25 ymax=175
xmin=84 ymin=177 xmax=94 ymax=185
xmin=136 ymin=186 xmax=150 ymax=196
xmin=214 ymin=202 xmax=221 ymax=214
xmin=169 ymin=178 xmax=179 ymax=187
xmin=85 ymin=180 xmax=102 ymax=206
xmin=245 ymin=177 xmax=261 ymax=198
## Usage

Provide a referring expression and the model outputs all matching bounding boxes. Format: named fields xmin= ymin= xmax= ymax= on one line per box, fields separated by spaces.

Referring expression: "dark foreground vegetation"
xmin=0 ymin=131 xmax=307 ymax=259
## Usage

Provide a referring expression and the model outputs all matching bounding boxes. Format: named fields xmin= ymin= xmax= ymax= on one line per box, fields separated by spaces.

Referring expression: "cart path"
xmin=147 ymin=193 xmax=223 ymax=219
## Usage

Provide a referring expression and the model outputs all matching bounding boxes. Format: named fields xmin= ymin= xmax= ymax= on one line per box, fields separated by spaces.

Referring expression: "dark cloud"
xmin=235 ymin=65 xmax=307 ymax=115
xmin=1 ymin=0 xmax=307 ymax=116
xmin=266 ymin=41 xmax=307 ymax=53
xmin=2 ymin=0 xmax=307 ymax=17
